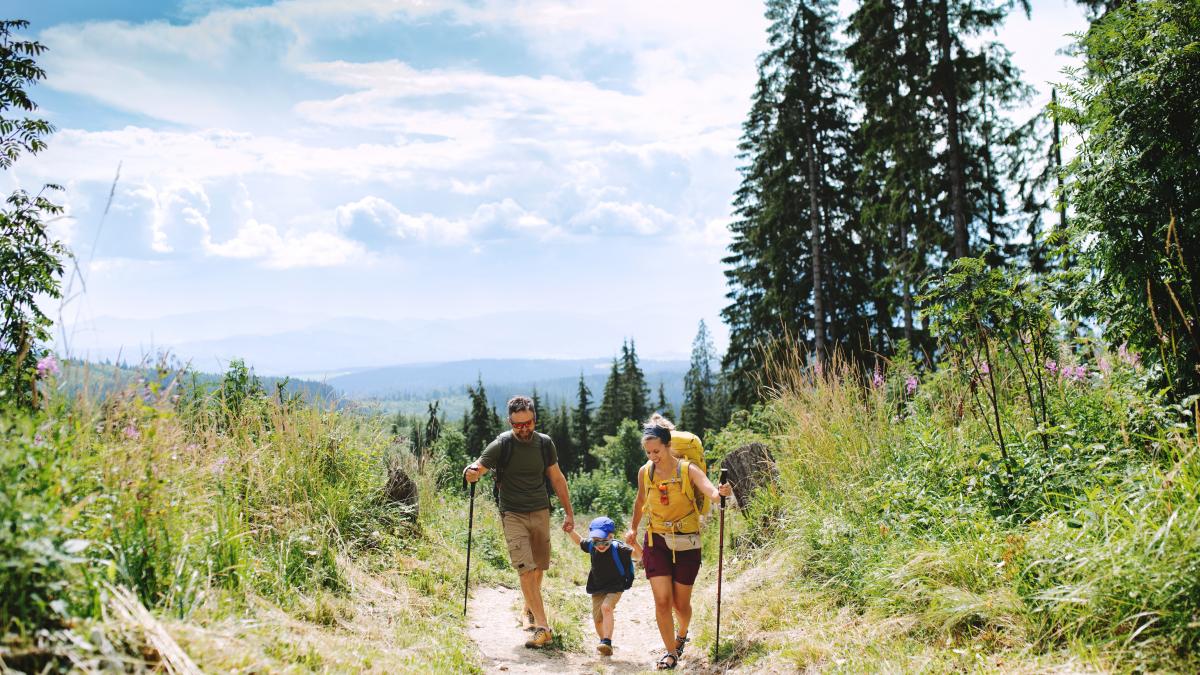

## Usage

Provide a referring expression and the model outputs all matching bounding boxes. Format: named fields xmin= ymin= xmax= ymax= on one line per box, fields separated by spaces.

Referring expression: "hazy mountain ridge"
xmin=59 ymin=308 xmax=708 ymax=376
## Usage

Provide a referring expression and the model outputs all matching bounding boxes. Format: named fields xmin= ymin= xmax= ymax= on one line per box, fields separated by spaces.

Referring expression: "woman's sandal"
xmin=656 ymin=653 xmax=678 ymax=670
xmin=674 ymin=633 xmax=689 ymax=657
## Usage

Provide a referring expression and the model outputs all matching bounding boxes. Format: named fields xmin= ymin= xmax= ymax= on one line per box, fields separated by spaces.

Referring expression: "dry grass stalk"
xmin=105 ymin=584 xmax=201 ymax=675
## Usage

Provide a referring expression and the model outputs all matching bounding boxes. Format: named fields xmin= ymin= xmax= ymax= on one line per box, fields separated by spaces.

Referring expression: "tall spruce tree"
xmin=595 ymin=358 xmax=626 ymax=440
xmin=848 ymin=0 xmax=1036 ymax=352
xmin=681 ymin=320 xmax=717 ymax=435
xmin=621 ymin=339 xmax=650 ymax=422
xmin=548 ymin=403 xmax=576 ymax=475
xmin=655 ymin=382 xmax=675 ymax=422
xmin=572 ymin=373 xmax=595 ymax=470
xmin=722 ymin=0 xmax=857 ymax=404
xmin=464 ymin=376 xmax=500 ymax=457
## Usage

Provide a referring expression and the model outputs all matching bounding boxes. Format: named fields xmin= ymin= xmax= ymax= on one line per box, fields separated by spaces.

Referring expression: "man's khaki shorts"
xmin=590 ymin=592 xmax=622 ymax=623
xmin=501 ymin=509 xmax=551 ymax=574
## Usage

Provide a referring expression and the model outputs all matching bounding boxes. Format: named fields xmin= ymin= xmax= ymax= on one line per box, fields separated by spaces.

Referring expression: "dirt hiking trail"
xmin=468 ymin=583 xmax=717 ymax=674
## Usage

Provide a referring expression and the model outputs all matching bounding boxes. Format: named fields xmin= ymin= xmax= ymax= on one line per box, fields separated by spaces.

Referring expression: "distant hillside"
xmin=60 ymin=359 xmax=340 ymax=404
xmin=329 ymin=358 xmax=689 ymax=417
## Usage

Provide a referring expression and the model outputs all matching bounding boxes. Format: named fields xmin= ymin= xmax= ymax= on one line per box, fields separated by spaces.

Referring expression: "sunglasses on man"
xmin=510 ymin=418 xmax=535 ymax=430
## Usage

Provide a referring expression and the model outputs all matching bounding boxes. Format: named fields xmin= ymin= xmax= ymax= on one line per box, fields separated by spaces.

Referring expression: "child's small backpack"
xmin=589 ymin=542 xmax=635 ymax=591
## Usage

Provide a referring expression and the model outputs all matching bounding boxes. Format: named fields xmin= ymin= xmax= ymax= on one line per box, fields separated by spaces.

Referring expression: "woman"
xmin=625 ymin=414 xmax=732 ymax=670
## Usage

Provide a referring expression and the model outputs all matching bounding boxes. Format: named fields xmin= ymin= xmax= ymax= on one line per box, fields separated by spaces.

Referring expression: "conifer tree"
xmin=681 ymin=320 xmax=717 ymax=434
xmin=595 ymin=358 xmax=626 ymax=440
xmin=722 ymin=0 xmax=858 ymax=404
xmin=549 ymin=403 xmax=576 ymax=475
xmin=572 ymin=373 xmax=595 ymax=470
xmin=620 ymin=339 xmax=650 ymax=422
xmin=464 ymin=376 xmax=500 ymax=457
xmin=655 ymin=382 xmax=675 ymax=422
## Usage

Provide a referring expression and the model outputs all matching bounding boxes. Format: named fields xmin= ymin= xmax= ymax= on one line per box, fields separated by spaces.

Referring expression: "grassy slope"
xmin=6 ymin=343 xmax=1198 ymax=673
xmin=698 ymin=348 xmax=1200 ymax=673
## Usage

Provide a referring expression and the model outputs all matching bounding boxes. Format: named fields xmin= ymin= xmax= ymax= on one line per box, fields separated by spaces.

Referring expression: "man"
xmin=464 ymin=395 xmax=575 ymax=648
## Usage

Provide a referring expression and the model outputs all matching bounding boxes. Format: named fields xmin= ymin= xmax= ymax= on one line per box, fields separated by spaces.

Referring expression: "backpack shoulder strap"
xmin=679 ymin=460 xmax=700 ymax=513
xmin=610 ymin=544 xmax=626 ymax=579
xmin=538 ymin=432 xmax=552 ymax=468
xmin=495 ymin=431 xmax=513 ymax=469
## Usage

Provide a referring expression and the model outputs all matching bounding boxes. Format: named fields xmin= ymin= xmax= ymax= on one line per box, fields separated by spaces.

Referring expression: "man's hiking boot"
xmin=524 ymin=627 xmax=552 ymax=648
xmin=523 ymin=608 xmax=536 ymax=631
xmin=598 ymin=639 xmax=613 ymax=656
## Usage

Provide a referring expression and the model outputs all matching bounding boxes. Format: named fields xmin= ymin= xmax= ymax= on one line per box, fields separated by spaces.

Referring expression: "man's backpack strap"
xmin=493 ymin=431 xmax=553 ymax=505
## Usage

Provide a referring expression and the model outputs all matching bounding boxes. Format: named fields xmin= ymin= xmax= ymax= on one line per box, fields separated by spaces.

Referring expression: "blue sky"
xmin=11 ymin=0 xmax=1089 ymax=372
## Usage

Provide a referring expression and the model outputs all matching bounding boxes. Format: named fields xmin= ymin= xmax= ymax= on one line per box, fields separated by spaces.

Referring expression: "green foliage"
xmin=594 ymin=340 xmax=652 ymax=440
xmin=567 ymin=469 xmax=636 ymax=519
xmin=0 ymin=21 xmax=65 ymax=410
xmin=464 ymin=376 xmax=501 ymax=458
xmin=429 ymin=427 xmax=470 ymax=487
xmin=921 ymin=257 xmax=1058 ymax=496
xmin=572 ymin=373 xmax=593 ymax=470
xmin=0 ymin=414 xmax=97 ymax=634
xmin=721 ymin=336 xmax=1200 ymax=670
xmin=681 ymin=319 xmax=722 ymax=437
xmin=1061 ymin=0 xmax=1200 ymax=394
xmin=590 ymin=418 xmax=645 ymax=487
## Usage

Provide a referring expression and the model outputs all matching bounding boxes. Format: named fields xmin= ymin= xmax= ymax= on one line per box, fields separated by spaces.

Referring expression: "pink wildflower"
xmin=979 ymin=361 xmax=990 ymax=375
xmin=1066 ymin=365 xmax=1087 ymax=382
xmin=1098 ymin=357 xmax=1111 ymax=376
xmin=212 ymin=456 xmax=229 ymax=477
xmin=36 ymin=354 xmax=60 ymax=378
xmin=122 ymin=423 xmax=140 ymax=440
xmin=1045 ymin=359 xmax=1058 ymax=375
xmin=872 ymin=364 xmax=885 ymax=388
xmin=1117 ymin=343 xmax=1141 ymax=367
xmin=905 ymin=376 xmax=918 ymax=395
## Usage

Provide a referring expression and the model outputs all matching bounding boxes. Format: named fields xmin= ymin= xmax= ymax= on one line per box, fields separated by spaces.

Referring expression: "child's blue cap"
xmin=588 ymin=516 xmax=616 ymax=539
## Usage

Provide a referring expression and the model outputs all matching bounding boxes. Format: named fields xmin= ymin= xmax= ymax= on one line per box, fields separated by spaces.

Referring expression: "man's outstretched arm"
xmin=545 ymin=463 xmax=574 ymax=533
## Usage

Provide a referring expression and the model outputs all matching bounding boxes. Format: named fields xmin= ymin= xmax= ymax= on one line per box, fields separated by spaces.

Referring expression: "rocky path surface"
xmin=468 ymin=582 xmax=715 ymax=674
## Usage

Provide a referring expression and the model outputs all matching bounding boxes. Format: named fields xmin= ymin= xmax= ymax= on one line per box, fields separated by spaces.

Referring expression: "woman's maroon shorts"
xmin=642 ymin=533 xmax=702 ymax=585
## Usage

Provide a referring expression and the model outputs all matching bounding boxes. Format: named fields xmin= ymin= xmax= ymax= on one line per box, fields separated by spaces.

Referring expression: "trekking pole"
xmin=463 ymin=474 xmax=476 ymax=616
xmin=714 ymin=466 xmax=728 ymax=662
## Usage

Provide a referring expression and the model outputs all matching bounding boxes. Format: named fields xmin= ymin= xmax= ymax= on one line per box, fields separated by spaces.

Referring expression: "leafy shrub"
xmin=0 ymin=413 xmax=97 ymax=633
xmin=568 ymin=469 xmax=635 ymax=518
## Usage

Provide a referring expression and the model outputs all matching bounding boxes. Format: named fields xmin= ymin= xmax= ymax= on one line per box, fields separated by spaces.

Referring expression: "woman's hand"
xmin=714 ymin=482 xmax=733 ymax=501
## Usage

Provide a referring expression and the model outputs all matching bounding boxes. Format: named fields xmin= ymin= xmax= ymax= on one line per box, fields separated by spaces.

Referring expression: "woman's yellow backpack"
xmin=669 ymin=430 xmax=711 ymax=517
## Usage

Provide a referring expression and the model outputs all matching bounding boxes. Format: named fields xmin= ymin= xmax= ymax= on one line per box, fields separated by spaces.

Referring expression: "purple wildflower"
xmin=122 ymin=423 xmax=140 ymax=440
xmin=1098 ymin=357 xmax=1111 ymax=376
xmin=212 ymin=456 xmax=230 ymax=477
xmin=1118 ymin=343 xmax=1141 ymax=367
xmin=36 ymin=354 xmax=60 ymax=378
xmin=1045 ymin=359 xmax=1058 ymax=375
xmin=872 ymin=364 xmax=885 ymax=388
xmin=1066 ymin=365 xmax=1087 ymax=382
xmin=979 ymin=361 xmax=990 ymax=375
xmin=905 ymin=376 xmax=918 ymax=395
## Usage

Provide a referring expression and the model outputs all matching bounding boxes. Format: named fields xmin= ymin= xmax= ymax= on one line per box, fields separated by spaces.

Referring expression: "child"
xmin=568 ymin=516 xmax=641 ymax=655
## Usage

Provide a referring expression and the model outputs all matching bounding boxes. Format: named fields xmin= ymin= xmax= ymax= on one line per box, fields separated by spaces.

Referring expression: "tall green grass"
xmin=1 ymin=359 xmax=493 ymax=671
xmin=708 ymin=343 xmax=1200 ymax=671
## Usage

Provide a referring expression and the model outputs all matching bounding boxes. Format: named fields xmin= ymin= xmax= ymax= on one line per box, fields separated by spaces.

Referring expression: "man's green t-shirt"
xmin=479 ymin=431 xmax=558 ymax=513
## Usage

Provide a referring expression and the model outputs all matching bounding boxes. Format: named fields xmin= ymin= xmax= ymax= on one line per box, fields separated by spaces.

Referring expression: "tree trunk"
xmin=721 ymin=443 xmax=780 ymax=513
xmin=384 ymin=461 xmax=419 ymax=523
xmin=806 ymin=125 xmax=826 ymax=364
xmin=901 ymin=218 xmax=914 ymax=346
xmin=937 ymin=0 xmax=969 ymax=260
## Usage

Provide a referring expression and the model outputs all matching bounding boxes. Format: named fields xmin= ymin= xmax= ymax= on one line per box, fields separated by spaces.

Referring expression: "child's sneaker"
xmin=597 ymin=638 xmax=613 ymax=656
xmin=525 ymin=627 xmax=553 ymax=648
